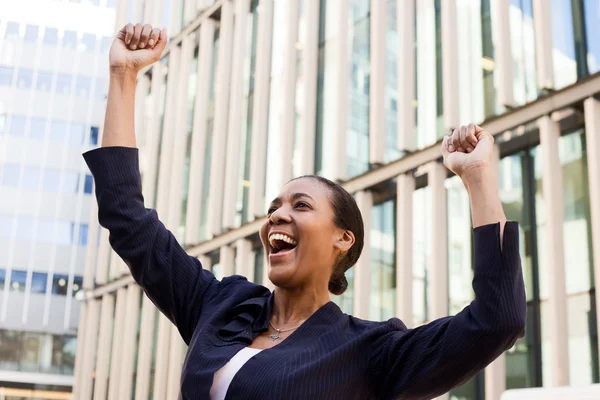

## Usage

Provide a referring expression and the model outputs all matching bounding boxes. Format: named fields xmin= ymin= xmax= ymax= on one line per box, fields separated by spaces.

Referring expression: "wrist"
xmin=460 ymin=165 xmax=496 ymax=189
xmin=109 ymin=67 xmax=139 ymax=81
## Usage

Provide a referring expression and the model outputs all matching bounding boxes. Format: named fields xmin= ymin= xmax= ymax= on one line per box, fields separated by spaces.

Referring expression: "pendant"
xmin=269 ymin=331 xmax=281 ymax=340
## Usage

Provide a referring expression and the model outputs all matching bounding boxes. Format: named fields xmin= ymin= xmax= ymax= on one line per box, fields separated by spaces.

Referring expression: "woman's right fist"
xmin=109 ymin=24 xmax=167 ymax=73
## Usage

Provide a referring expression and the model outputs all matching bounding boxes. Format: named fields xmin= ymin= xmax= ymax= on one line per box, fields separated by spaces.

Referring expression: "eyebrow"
xmin=270 ymin=192 xmax=315 ymax=205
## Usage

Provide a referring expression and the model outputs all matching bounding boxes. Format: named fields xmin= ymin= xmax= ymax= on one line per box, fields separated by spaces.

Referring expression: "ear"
xmin=334 ymin=229 xmax=355 ymax=253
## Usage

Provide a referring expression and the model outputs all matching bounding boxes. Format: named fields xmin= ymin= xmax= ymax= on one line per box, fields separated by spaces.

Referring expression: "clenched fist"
xmin=110 ymin=24 xmax=167 ymax=73
xmin=441 ymin=124 xmax=495 ymax=178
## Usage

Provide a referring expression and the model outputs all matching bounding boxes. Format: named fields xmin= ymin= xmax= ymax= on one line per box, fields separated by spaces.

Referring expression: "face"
xmin=259 ymin=178 xmax=354 ymax=291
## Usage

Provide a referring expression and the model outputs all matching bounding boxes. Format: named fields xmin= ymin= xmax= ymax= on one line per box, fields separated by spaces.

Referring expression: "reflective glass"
xmin=62 ymin=31 xmax=77 ymax=48
xmin=0 ymin=215 xmax=14 ymax=238
xmin=31 ymin=272 xmax=47 ymax=294
xmin=0 ymin=67 xmax=13 ymax=86
xmin=384 ymin=0 xmax=402 ymax=163
xmin=551 ymin=0 xmax=578 ymax=88
xmin=89 ymin=126 xmax=99 ymax=145
xmin=70 ymin=123 xmax=86 ymax=144
xmin=0 ymin=114 xmax=5 ymax=132
xmin=100 ymin=36 xmax=112 ymax=52
xmin=37 ymin=219 xmax=55 ymax=241
xmin=17 ymin=69 xmax=33 ymax=89
xmin=9 ymin=115 xmax=26 ymax=136
xmin=5 ymin=22 xmax=20 ymax=39
xmin=21 ymin=166 xmax=41 ymax=189
xmin=78 ymin=224 xmax=89 ymax=246
xmin=509 ymin=0 xmax=537 ymax=104
xmin=55 ymin=221 xmax=73 ymax=245
xmin=16 ymin=216 xmax=34 ymax=240
xmin=36 ymin=71 xmax=53 ymax=92
xmin=72 ymin=276 xmax=83 ymax=296
xmin=29 ymin=117 xmax=46 ymax=140
xmin=75 ymin=76 xmax=92 ymax=97
xmin=2 ymin=164 xmax=21 ymax=186
xmin=24 ymin=25 xmax=39 ymax=42
xmin=56 ymin=75 xmax=72 ymax=94
xmin=369 ymin=199 xmax=396 ymax=321
xmin=43 ymin=27 xmax=59 ymax=45
xmin=52 ymin=274 xmax=69 ymax=295
xmin=50 ymin=121 xmax=68 ymax=142
xmin=0 ymin=268 xmax=5 ymax=287
xmin=20 ymin=332 xmax=42 ymax=372
xmin=412 ymin=186 xmax=430 ymax=325
xmin=62 ymin=171 xmax=80 ymax=193
xmin=10 ymin=270 xmax=27 ymax=292
xmin=254 ymin=247 xmax=264 ymax=284
xmin=43 ymin=170 xmax=61 ymax=192
xmin=81 ymin=34 xmax=96 ymax=52
xmin=84 ymin=174 xmax=93 ymax=194
xmin=584 ymin=0 xmax=600 ymax=73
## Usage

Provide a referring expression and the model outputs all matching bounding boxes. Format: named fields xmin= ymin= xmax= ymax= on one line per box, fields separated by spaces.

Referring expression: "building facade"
xmin=73 ymin=0 xmax=600 ymax=399
xmin=0 ymin=0 xmax=115 ymax=398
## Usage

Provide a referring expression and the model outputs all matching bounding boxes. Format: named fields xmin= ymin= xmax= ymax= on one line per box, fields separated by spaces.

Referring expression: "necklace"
xmin=268 ymin=321 xmax=301 ymax=340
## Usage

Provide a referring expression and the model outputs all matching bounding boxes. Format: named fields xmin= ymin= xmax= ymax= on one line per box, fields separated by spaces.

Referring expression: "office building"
xmin=73 ymin=0 xmax=600 ymax=399
xmin=0 ymin=0 xmax=115 ymax=398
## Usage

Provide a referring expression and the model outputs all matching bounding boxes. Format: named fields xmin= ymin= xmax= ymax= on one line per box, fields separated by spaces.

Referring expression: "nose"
xmin=269 ymin=206 xmax=292 ymax=225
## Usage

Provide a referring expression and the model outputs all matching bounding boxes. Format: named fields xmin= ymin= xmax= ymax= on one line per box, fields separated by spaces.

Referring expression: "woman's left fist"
xmin=441 ymin=124 xmax=494 ymax=178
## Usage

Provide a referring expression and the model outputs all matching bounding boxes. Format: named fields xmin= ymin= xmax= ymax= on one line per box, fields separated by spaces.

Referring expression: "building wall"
xmin=74 ymin=0 xmax=600 ymax=399
xmin=0 ymin=0 xmax=116 ymax=396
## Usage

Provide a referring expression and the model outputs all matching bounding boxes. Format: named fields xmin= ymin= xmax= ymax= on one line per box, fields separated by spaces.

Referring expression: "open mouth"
xmin=268 ymin=233 xmax=298 ymax=255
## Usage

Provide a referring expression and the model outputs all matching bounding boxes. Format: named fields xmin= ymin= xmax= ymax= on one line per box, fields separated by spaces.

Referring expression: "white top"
xmin=210 ymin=347 xmax=264 ymax=400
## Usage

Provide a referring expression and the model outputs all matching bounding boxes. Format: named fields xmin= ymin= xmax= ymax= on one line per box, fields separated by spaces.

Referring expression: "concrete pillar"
xmin=538 ymin=115 xmax=569 ymax=386
xmin=441 ymin=0 xmax=459 ymax=132
xmin=118 ymin=285 xmax=142 ymax=400
xmin=331 ymin=0 xmax=349 ymax=181
xmin=532 ymin=0 xmax=554 ymax=90
xmin=207 ymin=0 xmax=234 ymax=235
xmin=584 ymin=98 xmax=600 ymax=363
xmin=396 ymin=174 xmax=415 ymax=325
xmin=397 ymin=0 xmax=416 ymax=152
xmin=369 ymin=0 xmax=386 ymax=165
xmin=220 ymin=245 xmax=235 ymax=277
xmin=83 ymin=199 xmax=98 ymax=290
xmin=93 ymin=294 xmax=115 ymax=400
xmin=95 ymin=228 xmax=110 ymax=285
xmin=135 ymin=296 xmax=157 ymax=400
xmin=107 ymin=288 xmax=127 ymax=399
xmin=248 ymin=0 xmax=274 ymax=218
xmin=296 ymin=0 xmax=319 ymax=176
xmin=491 ymin=0 xmax=515 ymax=108
xmin=235 ymin=238 xmax=253 ymax=277
xmin=71 ymin=302 xmax=87 ymax=399
xmin=152 ymin=314 xmax=173 ymax=399
xmin=185 ymin=20 xmax=216 ymax=243
xmin=166 ymin=325 xmax=185 ymax=399
xmin=198 ymin=255 xmax=213 ymax=272
xmin=222 ymin=0 xmax=252 ymax=230
xmin=354 ymin=190 xmax=373 ymax=319
xmin=78 ymin=299 xmax=101 ymax=400
xmin=428 ymin=162 xmax=448 ymax=320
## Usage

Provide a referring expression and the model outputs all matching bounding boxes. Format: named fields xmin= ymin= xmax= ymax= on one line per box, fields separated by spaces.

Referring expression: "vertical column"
xmin=107 ymin=288 xmax=128 ymax=399
xmin=185 ymin=20 xmax=216 ymax=243
xmin=297 ymin=0 xmax=319 ymax=175
xmin=396 ymin=174 xmax=415 ymax=324
xmin=584 ymin=98 xmax=600 ymax=356
xmin=491 ymin=0 xmax=515 ymax=108
xmin=235 ymin=238 xmax=253 ymax=277
xmin=95 ymin=229 xmax=110 ymax=285
xmin=532 ymin=0 xmax=554 ymax=90
xmin=369 ymin=0 xmax=387 ymax=165
xmin=220 ymin=245 xmax=235 ymax=277
xmin=441 ymin=0 xmax=459 ymax=132
xmin=248 ymin=0 xmax=274 ymax=218
xmin=93 ymin=294 xmax=116 ymax=400
xmin=115 ymin=0 xmax=129 ymax=29
xmin=353 ymin=190 xmax=373 ymax=319
xmin=223 ymin=0 xmax=252 ymax=229
xmin=78 ymin=298 xmax=101 ymax=400
xmin=397 ymin=0 xmax=416 ymax=152
xmin=83 ymin=200 xmax=99 ymax=290
xmin=72 ymin=302 xmax=87 ymax=400
xmin=538 ymin=115 xmax=569 ymax=386
xmin=199 ymin=255 xmax=213 ymax=271
xmin=118 ymin=285 xmax=142 ymax=400
xmin=262 ymin=251 xmax=274 ymax=290
xmin=428 ymin=162 xmax=448 ymax=320
xmin=167 ymin=326 xmax=185 ymax=398
xmin=278 ymin=0 xmax=300 ymax=185
xmin=207 ymin=0 xmax=234 ymax=235
xmin=331 ymin=0 xmax=349 ymax=181
xmin=135 ymin=296 xmax=157 ymax=400
xmin=135 ymin=69 xmax=150 ymax=145
xmin=153 ymin=315 xmax=173 ymax=399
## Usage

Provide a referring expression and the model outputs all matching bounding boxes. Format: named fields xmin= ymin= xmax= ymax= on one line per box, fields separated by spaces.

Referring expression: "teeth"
xmin=268 ymin=233 xmax=297 ymax=248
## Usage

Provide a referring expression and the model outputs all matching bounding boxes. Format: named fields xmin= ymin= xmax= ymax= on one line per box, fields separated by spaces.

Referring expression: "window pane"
xmin=78 ymin=224 xmax=88 ymax=246
xmin=10 ymin=270 xmax=27 ymax=292
xmin=0 ymin=269 xmax=5 ymax=287
xmin=50 ymin=121 xmax=68 ymax=142
xmin=62 ymin=172 xmax=79 ymax=193
xmin=24 ymin=25 xmax=39 ymax=42
xmin=95 ymin=78 xmax=107 ymax=99
xmin=61 ymin=336 xmax=77 ymax=374
xmin=36 ymin=71 xmax=53 ymax=92
xmin=0 ymin=215 xmax=14 ymax=238
xmin=9 ymin=115 xmax=26 ymax=136
xmin=0 ymin=67 xmax=13 ymax=86
xmin=22 ymin=166 xmax=40 ymax=189
xmin=75 ymin=76 xmax=91 ymax=97
xmin=55 ymin=221 xmax=72 ymax=245
xmin=62 ymin=31 xmax=77 ymax=48
xmin=5 ymin=22 xmax=20 ymax=39
xmin=29 ymin=117 xmax=46 ymax=140
xmin=369 ymin=199 xmax=396 ymax=321
xmin=52 ymin=274 xmax=69 ymax=295
xmin=0 ymin=114 xmax=5 ymax=133
xmin=89 ymin=126 xmax=99 ymax=145
xmin=584 ymin=0 xmax=600 ymax=74
xmin=16 ymin=69 xmax=33 ymax=89
xmin=70 ymin=123 xmax=85 ymax=144
xmin=412 ymin=187 xmax=430 ymax=325
xmin=37 ymin=219 xmax=55 ymax=241
xmin=81 ymin=34 xmax=96 ymax=51
xmin=31 ymin=272 xmax=48 ymax=294
xmin=56 ymin=75 xmax=72 ymax=94
xmin=43 ymin=170 xmax=61 ymax=192
xmin=84 ymin=174 xmax=93 ymax=194
xmin=43 ymin=27 xmax=59 ymax=45
xmin=20 ymin=332 xmax=41 ymax=371
xmin=16 ymin=216 xmax=34 ymax=240
xmin=72 ymin=276 xmax=83 ymax=296
xmin=100 ymin=36 xmax=112 ymax=52
xmin=2 ymin=164 xmax=21 ymax=186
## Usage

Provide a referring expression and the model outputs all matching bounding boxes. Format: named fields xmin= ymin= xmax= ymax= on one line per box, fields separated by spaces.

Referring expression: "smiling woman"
xmin=83 ymin=22 xmax=526 ymax=400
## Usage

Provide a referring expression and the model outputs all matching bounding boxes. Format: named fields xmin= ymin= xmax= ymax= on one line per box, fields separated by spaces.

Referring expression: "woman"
xmin=84 ymin=24 xmax=526 ymax=399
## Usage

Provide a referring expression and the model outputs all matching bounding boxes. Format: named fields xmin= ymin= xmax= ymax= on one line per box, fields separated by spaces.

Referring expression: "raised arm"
xmin=369 ymin=124 xmax=526 ymax=399
xmin=84 ymin=24 xmax=219 ymax=343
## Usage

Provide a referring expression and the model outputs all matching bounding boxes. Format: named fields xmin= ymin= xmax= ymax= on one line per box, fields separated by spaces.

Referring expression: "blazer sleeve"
xmin=83 ymin=146 xmax=219 ymax=344
xmin=369 ymin=222 xmax=526 ymax=400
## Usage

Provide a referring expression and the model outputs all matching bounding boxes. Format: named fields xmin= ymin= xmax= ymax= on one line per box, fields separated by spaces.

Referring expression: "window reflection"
xmin=509 ymin=0 xmax=537 ymax=104
xmin=89 ymin=126 xmax=99 ymax=145
xmin=43 ymin=27 xmax=59 ymax=45
xmin=62 ymin=31 xmax=77 ymax=48
xmin=10 ymin=270 xmax=27 ymax=292
xmin=24 ymin=25 xmax=39 ymax=42
xmin=584 ymin=0 xmax=600 ymax=74
xmin=0 ymin=66 xmax=13 ymax=86
xmin=17 ymin=69 xmax=34 ymax=89
xmin=29 ymin=117 xmax=46 ymax=140
xmin=80 ymin=34 xmax=97 ymax=52
xmin=56 ymin=74 xmax=72 ymax=94
xmin=5 ymin=22 xmax=20 ymax=39
xmin=9 ymin=115 xmax=26 ymax=136
xmin=22 ymin=166 xmax=41 ymax=189
xmin=1 ymin=164 xmax=20 ymax=186
xmin=412 ymin=186 xmax=430 ymax=325
xmin=254 ymin=247 xmax=264 ymax=284
xmin=36 ymin=71 xmax=54 ymax=92
xmin=369 ymin=199 xmax=396 ymax=321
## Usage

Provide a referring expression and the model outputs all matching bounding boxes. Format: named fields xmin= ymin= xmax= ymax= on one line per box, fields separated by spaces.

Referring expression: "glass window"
xmin=70 ymin=123 xmax=85 ymax=144
xmin=52 ymin=274 xmax=69 ymax=295
xmin=5 ymin=22 xmax=20 ymax=39
xmin=2 ymin=164 xmax=21 ymax=186
xmin=9 ymin=115 xmax=26 ymax=136
xmin=36 ymin=71 xmax=53 ymax=92
xmin=31 ymin=272 xmax=47 ymax=294
xmin=20 ymin=332 xmax=42 ymax=371
xmin=584 ymin=0 xmax=600 ymax=74
xmin=56 ymin=74 xmax=72 ymax=94
xmin=29 ymin=117 xmax=46 ymax=140
xmin=75 ymin=76 xmax=91 ymax=97
xmin=24 ymin=25 xmax=39 ymax=42
xmin=62 ymin=171 xmax=79 ymax=193
xmin=551 ymin=0 xmax=578 ymax=89
xmin=62 ymin=30 xmax=77 ymax=48
xmin=37 ymin=219 xmax=55 ymax=241
xmin=80 ymin=34 xmax=96 ymax=52
xmin=510 ymin=0 xmax=537 ymax=105
xmin=0 ymin=268 xmax=5 ymax=287
xmin=22 ymin=166 xmax=40 ymax=189
xmin=0 ymin=331 xmax=21 ymax=370
xmin=95 ymin=78 xmax=107 ymax=99
xmin=10 ymin=270 xmax=27 ymax=292
xmin=16 ymin=216 xmax=34 ymax=240
xmin=412 ymin=186 xmax=431 ymax=325
xmin=78 ymin=224 xmax=88 ymax=246
xmin=369 ymin=199 xmax=396 ymax=321
xmin=253 ymin=247 xmax=264 ymax=284
xmin=0 ymin=215 xmax=14 ymax=238
xmin=61 ymin=336 xmax=77 ymax=373
xmin=89 ymin=126 xmax=99 ymax=145
xmin=83 ymin=174 xmax=93 ymax=194
xmin=16 ymin=69 xmax=33 ymax=89
xmin=100 ymin=36 xmax=112 ymax=52
xmin=43 ymin=27 xmax=59 ymax=45
xmin=42 ymin=170 xmax=61 ymax=192
xmin=0 ymin=66 xmax=14 ymax=86
xmin=72 ymin=276 xmax=83 ymax=296
xmin=50 ymin=121 xmax=68 ymax=142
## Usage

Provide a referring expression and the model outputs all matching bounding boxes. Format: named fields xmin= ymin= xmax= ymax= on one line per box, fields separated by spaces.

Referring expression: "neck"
xmin=271 ymin=286 xmax=331 ymax=327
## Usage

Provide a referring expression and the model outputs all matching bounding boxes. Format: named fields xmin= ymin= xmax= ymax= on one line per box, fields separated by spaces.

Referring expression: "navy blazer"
xmin=84 ymin=146 xmax=526 ymax=400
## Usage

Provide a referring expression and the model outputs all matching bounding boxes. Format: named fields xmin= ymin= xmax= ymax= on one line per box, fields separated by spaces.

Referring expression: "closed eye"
xmin=267 ymin=207 xmax=277 ymax=215
xmin=295 ymin=201 xmax=311 ymax=209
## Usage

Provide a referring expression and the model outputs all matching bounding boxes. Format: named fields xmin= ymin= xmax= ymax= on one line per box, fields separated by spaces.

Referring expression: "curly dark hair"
xmin=290 ymin=175 xmax=365 ymax=295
